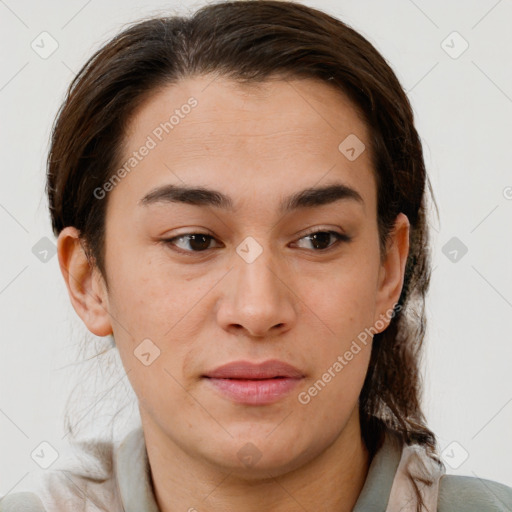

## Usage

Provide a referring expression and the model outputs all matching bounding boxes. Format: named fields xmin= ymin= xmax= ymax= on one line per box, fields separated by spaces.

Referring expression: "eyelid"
xmin=162 ymin=227 xmax=351 ymax=255
xmin=298 ymin=225 xmax=348 ymax=239
xmin=290 ymin=228 xmax=351 ymax=251
xmin=163 ymin=233 xmax=222 ymax=255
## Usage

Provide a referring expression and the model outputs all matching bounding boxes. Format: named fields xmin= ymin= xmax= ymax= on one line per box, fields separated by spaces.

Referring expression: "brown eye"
xmin=293 ymin=230 xmax=351 ymax=251
xmin=164 ymin=233 xmax=220 ymax=253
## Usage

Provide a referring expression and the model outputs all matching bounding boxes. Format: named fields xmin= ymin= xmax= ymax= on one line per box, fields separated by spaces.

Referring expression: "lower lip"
xmin=205 ymin=377 xmax=302 ymax=405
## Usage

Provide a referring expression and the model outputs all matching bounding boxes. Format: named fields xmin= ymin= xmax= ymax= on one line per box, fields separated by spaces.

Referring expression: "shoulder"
xmin=438 ymin=473 xmax=512 ymax=511
xmin=0 ymin=492 xmax=47 ymax=511
xmin=0 ymin=469 xmax=122 ymax=512
xmin=0 ymin=437 xmax=123 ymax=512
xmin=0 ymin=469 xmax=123 ymax=512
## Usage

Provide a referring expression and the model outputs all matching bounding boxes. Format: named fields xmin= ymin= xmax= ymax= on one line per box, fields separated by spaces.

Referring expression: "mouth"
xmin=202 ymin=359 xmax=305 ymax=405
xmin=203 ymin=376 xmax=304 ymax=405
xmin=203 ymin=359 xmax=304 ymax=379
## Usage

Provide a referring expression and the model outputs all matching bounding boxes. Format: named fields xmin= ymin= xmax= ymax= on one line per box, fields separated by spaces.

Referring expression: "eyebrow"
xmin=139 ymin=182 xmax=364 ymax=215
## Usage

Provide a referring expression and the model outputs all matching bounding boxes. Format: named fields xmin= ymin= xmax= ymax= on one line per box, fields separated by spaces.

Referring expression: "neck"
xmin=143 ymin=409 xmax=371 ymax=512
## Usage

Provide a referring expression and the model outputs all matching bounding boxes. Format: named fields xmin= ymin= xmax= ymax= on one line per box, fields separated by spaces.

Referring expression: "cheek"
xmin=303 ymin=259 xmax=379 ymax=337
xmin=105 ymin=241 xmax=191 ymax=333
xmin=306 ymin=288 xmax=374 ymax=385
xmin=296 ymin=257 xmax=379 ymax=383
xmin=296 ymin=270 xmax=376 ymax=412
xmin=105 ymin=251 xmax=224 ymax=392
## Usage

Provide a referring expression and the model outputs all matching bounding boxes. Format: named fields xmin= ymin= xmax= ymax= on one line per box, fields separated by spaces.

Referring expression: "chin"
xmin=203 ymin=435 xmax=318 ymax=480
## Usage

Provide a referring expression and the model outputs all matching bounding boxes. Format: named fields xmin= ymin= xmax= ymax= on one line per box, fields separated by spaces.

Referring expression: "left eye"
xmin=163 ymin=230 xmax=349 ymax=254
xmin=292 ymin=230 xmax=350 ymax=251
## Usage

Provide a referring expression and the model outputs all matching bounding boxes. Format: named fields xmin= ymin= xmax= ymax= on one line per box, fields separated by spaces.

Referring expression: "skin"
xmin=57 ymin=75 xmax=409 ymax=512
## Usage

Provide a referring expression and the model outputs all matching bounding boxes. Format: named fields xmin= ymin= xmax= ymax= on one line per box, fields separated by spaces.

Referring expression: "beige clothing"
xmin=2 ymin=426 xmax=512 ymax=511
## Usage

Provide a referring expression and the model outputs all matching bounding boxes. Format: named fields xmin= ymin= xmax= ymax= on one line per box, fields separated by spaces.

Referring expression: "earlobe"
xmin=374 ymin=213 xmax=410 ymax=331
xmin=57 ymin=227 xmax=113 ymax=337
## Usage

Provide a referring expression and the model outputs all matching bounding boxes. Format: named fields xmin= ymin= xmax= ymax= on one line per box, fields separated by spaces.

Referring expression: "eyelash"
xmin=162 ymin=229 xmax=351 ymax=255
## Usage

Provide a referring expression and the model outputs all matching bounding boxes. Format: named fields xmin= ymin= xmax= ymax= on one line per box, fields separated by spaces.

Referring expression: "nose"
xmin=216 ymin=247 xmax=298 ymax=339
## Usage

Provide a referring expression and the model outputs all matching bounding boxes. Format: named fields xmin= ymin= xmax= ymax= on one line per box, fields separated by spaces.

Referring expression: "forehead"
xmin=113 ymin=75 xmax=376 ymax=215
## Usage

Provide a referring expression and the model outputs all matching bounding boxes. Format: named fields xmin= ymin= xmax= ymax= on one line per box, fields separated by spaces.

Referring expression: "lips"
xmin=203 ymin=359 xmax=304 ymax=379
xmin=202 ymin=359 xmax=305 ymax=405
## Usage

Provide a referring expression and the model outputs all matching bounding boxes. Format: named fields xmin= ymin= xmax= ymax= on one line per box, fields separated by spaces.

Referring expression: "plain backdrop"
xmin=1 ymin=0 xmax=511 ymax=497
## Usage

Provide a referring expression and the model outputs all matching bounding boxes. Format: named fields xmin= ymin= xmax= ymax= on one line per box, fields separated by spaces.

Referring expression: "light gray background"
xmin=1 ymin=0 xmax=511 ymax=497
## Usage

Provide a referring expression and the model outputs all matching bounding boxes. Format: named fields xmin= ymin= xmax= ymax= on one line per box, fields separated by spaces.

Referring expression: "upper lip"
xmin=203 ymin=359 xmax=304 ymax=379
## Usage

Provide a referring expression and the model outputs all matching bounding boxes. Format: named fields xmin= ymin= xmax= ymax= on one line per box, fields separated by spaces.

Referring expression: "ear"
xmin=57 ymin=227 xmax=113 ymax=337
xmin=373 ymin=213 xmax=410 ymax=332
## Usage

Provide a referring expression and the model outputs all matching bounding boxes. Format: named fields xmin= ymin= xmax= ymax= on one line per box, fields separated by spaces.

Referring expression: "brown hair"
xmin=47 ymin=0 xmax=441 ymax=508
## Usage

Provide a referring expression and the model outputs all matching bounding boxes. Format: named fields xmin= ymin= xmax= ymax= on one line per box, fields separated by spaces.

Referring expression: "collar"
xmin=115 ymin=427 xmax=160 ymax=512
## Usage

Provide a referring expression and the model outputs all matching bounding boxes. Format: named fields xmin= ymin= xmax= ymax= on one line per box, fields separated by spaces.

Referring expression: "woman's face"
xmin=61 ymin=75 xmax=409 ymax=476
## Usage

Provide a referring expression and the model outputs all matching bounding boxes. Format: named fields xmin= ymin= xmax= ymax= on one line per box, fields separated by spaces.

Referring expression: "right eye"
xmin=162 ymin=233 xmax=222 ymax=254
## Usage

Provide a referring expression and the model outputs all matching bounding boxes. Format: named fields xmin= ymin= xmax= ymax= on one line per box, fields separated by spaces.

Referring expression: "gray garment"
xmin=1 ymin=426 xmax=511 ymax=511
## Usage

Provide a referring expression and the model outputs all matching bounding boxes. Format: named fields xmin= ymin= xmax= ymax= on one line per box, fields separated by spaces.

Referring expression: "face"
xmin=60 ymin=75 xmax=409 ymax=477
